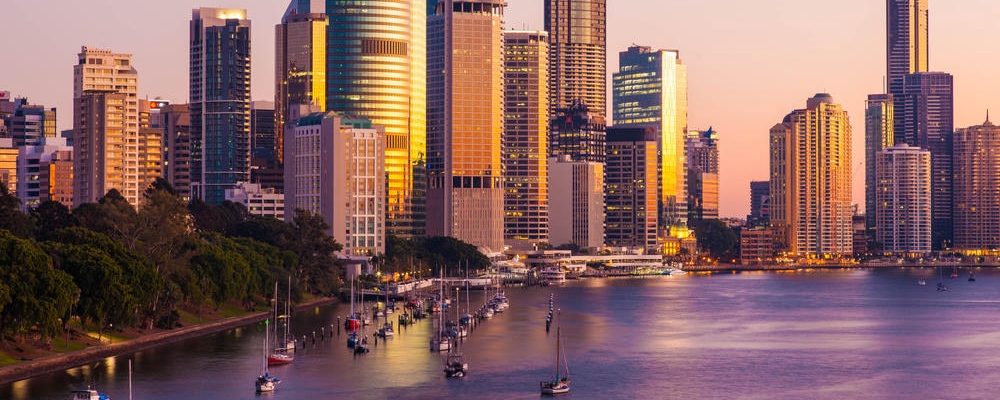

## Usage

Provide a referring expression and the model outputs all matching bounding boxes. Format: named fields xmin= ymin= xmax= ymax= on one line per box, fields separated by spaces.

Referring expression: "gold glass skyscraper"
xmin=327 ymin=0 xmax=427 ymax=238
xmin=545 ymin=0 xmax=606 ymax=119
xmin=275 ymin=0 xmax=326 ymax=164
xmin=427 ymin=0 xmax=506 ymax=252
xmin=887 ymin=0 xmax=928 ymax=144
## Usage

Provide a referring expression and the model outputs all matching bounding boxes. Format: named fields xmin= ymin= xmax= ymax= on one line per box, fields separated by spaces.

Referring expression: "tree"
xmin=694 ymin=219 xmax=739 ymax=261
xmin=31 ymin=200 xmax=77 ymax=241
xmin=0 ymin=230 xmax=76 ymax=339
xmin=285 ymin=209 xmax=342 ymax=295
xmin=0 ymin=181 xmax=34 ymax=238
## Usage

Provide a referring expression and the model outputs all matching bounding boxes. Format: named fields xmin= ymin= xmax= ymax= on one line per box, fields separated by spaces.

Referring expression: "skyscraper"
xmin=3 ymin=98 xmax=57 ymax=147
xmin=327 ymin=0 xmax=427 ymax=238
xmin=864 ymin=93 xmax=894 ymax=238
xmin=550 ymin=101 xmax=605 ymax=162
xmin=426 ymin=0 xmax=506 ymax=252
xmin=953 ymin=118 xmax=1000 ymax=250
xmin=686 ymin=128 xmax=719 ymax=225
xmin=748 ymin=180 xmax=770 ymax=226
xmin=504 ymin=30 xmax=549 ymax=249
xmin=604 ymin=126 xmax=659 ymax=251
xmin=902 ymin=72 xmax=953 ymax=250
xmin=545 ymin=0 xmax=606 ymax=119
xmin=160 ymin=104 xmax=192 ymax=201
xmin=770 ymin=94 xmax=853 ymax=257
xmin=875 ymin=143 xmax=930 ymax=254
xmin=275 ymin=0 xmax=326 ymax=164
xmin=189 ymin=8 xmax=251 ymax=205
xmin=73 ymin=46 xmax=140 ymax=206
xmin=887 ymin=0 xmax=928 ymax=144
xmin=613 ymin=45 xmax=688 ymax=237
xmin=548 ymin=155 xmax=604 ymax=251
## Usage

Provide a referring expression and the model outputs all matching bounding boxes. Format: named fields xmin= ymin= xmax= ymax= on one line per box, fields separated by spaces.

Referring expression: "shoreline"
xmin=0 ymin=297 xmax=338 ymax=387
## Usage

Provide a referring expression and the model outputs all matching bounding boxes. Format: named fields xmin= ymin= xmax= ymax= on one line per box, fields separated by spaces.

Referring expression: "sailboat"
xmin=539 ymin=326 xmax=570 ymax=395
xmin=430 ymin=268 xmax=452 ymax=351
xmin=443 ymin=340 xmax=468 ymax=377
xmin=936 ymin=268 xmax=948 ymax=292
xmin=379 ymin=284 xmax=394 ymax=338
xmin=280 ymin=275 xmax=296 ymax=351
xmin=345 ymin=278 xmax=361 ymax=331
xmin=268 ymin=279 xmax=294 ymax=365
xmin=255 ymin=284 xmax=282 ymax=392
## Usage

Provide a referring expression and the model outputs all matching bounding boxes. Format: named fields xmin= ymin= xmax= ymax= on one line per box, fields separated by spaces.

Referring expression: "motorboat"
xmin=539 ymin=266 xmax=567 ymax=285
xmin=70 ymin=388 xmax=109 ymax=400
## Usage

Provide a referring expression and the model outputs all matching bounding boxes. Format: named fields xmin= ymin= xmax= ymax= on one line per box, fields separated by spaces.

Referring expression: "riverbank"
xmin=0 ymin=297 xmax=338 ymax=386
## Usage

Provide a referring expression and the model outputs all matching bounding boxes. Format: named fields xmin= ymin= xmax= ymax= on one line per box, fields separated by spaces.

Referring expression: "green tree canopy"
xmin=694 ymin=219 xmax=739 ymax=261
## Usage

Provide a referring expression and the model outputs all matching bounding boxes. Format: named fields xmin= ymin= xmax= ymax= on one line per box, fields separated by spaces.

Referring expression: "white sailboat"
xmin=256 ymin=284 xmax=281 ymax=392
xmin=430 ymin=268 xmax=452 ymax=351
xmin=540 ymin=326 xmax=570 ymax=395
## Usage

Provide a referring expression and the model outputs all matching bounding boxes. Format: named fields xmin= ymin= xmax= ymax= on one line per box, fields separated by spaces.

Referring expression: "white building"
xmin=548 ymin=155 xmax=604 ymax=251
xmin=225 ymin=182 xmax=284 ymax=220
xmin=17 ymin=137 xmax=73 ymax=209
xmin=875 ymin=144 xmax=931 ymax=255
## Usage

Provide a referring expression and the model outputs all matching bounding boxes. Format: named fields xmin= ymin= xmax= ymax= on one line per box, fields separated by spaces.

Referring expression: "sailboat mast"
xmin=555 ymin=327 xmax=561 ymax=377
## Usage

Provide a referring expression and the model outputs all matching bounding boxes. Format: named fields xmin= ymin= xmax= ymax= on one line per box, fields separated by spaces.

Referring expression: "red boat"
xmin=268 ymin=350 xmax=294 ymax=365
xmin=344 ymin=315 xmax=361 ymax=331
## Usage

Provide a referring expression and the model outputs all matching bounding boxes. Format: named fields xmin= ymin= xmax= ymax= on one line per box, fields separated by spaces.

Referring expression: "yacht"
xmin=540 ymin=266 xmax=567 ymax=285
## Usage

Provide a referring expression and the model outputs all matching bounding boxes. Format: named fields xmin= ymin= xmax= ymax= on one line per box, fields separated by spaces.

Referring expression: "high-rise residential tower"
xmin=864 ymin=93 xmax=894 ymax=239
xmin=545 ymin=0 xmax=606 ymax=120
xmin=161 ymin=104 xmax=191 ymax=201
xmin=875 ymin=143 xmax=930 ymax=255
xmin=887 ymin=0 xmax=928 ymax=144
xmin=953 ymin=118 xmax=1000 ymax=251
xmin=613 ymin=45 xmax=688 ymax=237
xmin=189 ymin=8 xmax=251 ymax=205
xmin=73 ymin=46 xmax=140 ymax=207
xmin=275 ymin=0 xmax=326 ymax=164
xmin=686 ymin=128 xmax=719 ymax=225
xmin=426 ymin=0 xmax=506 ymax=252
xmin=327 ymin=0 xmax=427 ymax=238
xmin=770 ymin=94 xmax=853 ymax=257
xmin=902 ymin=72 xmax=953 ymax=250
xmin=504 ymin=30 xmax=549 ymax=249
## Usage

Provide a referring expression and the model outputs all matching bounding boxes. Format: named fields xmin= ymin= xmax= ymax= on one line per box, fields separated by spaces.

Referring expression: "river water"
xmin=4 ymin=267 xmax=1000 ymax=399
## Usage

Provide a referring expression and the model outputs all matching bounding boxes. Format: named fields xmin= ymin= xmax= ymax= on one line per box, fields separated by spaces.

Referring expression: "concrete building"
xmin=18 ymin=137 xmax=73 ymax=209
xmin=748 ymin=180 xmax=770 ymax=226
xmin=190 ymin=8 xmax=252 ymax=204
xmin=284 ymin=112 xmax=386 ymax=257
xmin=545 ymin=0 xmax=606 ymax=120
xmin=0 ymin=139 xmax=16 ymax=194
xmin=686 ymin=128 xmax=719 ymax=225
xmin=327 ymin=0 xmax=426 ymax=238
xmin=426 ymin=0 xmax=505 ymax=252
xmin=902 ymin=72 xmax=953 ymax=250
xmin=887 ymin=0 xmax=928 ymax=145
xmin=770 ymin=93 xmax=853 ymax=257
xmin=953 ymin=118 xmax=1000 ymax=251
xmin=275 ymin=0 xmax=326 ymax=163
xmin=548 ymin=155 xmax=603 ymax=251
xmin=504 ymin=30 xmax=549 ymax=249
xmin=612 ymin=45 xmax=688 ymax=237
xmin=550 ymin=100 xmax=606 ymax=163
xmin=1 ymin=97 xmax=57 ymax=147
xmin=137 ymin=100 xmax=164 ymax=196
xmin=875 ymin=144 xmax=930 ymax=255
xmin=160 ymin=104 xmax=192 ymax=201
xmin=225 ymin=182 xmax=285 ymax=220
xmin=604 ymin=126 xmax=659 ymax=252
xmin=73 ymin=46 xmax=140 ymax=206
xmin=865 ymin=93 xmax=894 ymax=238
xmin=740 ymin=228 xmax=775 ymax=265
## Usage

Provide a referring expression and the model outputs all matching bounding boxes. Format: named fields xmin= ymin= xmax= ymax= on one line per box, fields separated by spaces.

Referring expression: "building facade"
xmin=550 ymin=101 xmax=605 ymax=163
xmin=887 ymin=0 xmax=928 ymax=145
xmin=17 ymin=138 xmax=71 ymax=208
xmin=604 ymin=126 xmax=659 ymax=252
xmin=864 ymin=93 xmax=894 ymax=238
xmin=284 ymin=112 xmax=386 ymax=257
xmin=748 ymin=180 xmax=770 ymax=226
xmin=190 ymin=8 xmax=252 ymax=204
xmin=327 ymin=0 xmax=426 ymax=238
xmin=426 ymin=0 xmax=506 ymax=252
xmin=770 ymin=94 xmax=853 ymax=257
xmin=2 ymin=98 xmax=57 ymax=147
xmin=953 ymin=119 xmax=1000 ymax=251
xmin=548 ymin=155 xmax=604 ymax=251
xmin=275 ymin=0 xmax=326 ymax=163
xmin=875 ymin=143 xmax=930 ymax=255
xmin=160 ymin=104 xmax=192 ymax=201
xmin=225 ymin=182 xmax=285 ymax=220
xmin=545 ymin=0 xmax=606 ymax=120
xmin=686 ymin=128 xmax=719 ymax=225
xmin=612 ymin=45 xmax=688 ymax=237
xmin=902 ymin=72 xmax=953 ymax=250
xmin=504 ymin=30 xmax=549 ymax=248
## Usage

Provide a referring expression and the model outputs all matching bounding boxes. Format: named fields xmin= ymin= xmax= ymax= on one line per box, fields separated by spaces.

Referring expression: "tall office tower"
xmin=770 ymin=94 xmax=853 ymax=257
xmin=161 ymin=104 xmax=191 ymax=201
xmin=550 ymin=101 xmax=605 ymax=162
xmin=548 ymin=155 xmax=604 ymax=251
xmin=275 ymin=0 xmax=326 ymax=164
xmin=73 ymin=46 xmax=140 ymax=206
xmin=875 ymin=144 xmax=930 ymax=254
xmin=137 ymin=101 xmax=163 ymax=196
xmin=604 ymin=126 xmax=659 ymax=252
xmin=16 ymin=137 xmax=73 ymax=209
xmin=901 ymin=72 xmax=953 ymax=249
xmin=190 ymin=8 xmax=251 ymax=204
xmin=327 ymin=0 xmax=427 ymax=238
xmin=953 ymin=118 xmax=1000 ymax=250
xmin=686 ymin=128 xmax=719 ymax=225
xmin=613 ymin=45 xmax=688 ymax=237
xmin=887 ymin=0 xmax=928 ymax=144
xmin=864 ymin=93 xmax=894 ymax=238
xmin=748 ymin=180 xmax=770 ymax=226
xmin=284 ymin=112 xmax=386 ymax=256
xmin=250 ymin=101 xmax=276 ymax=165
xmin=3 ymin=98 xmax=57 ymax=146
xmin=504 ymin=30 xmax=549 ymax=249
xmin=545 ymin=0 xmax=606 ymax=119
xmin=427 ymin=0 xmax=506 ymax=252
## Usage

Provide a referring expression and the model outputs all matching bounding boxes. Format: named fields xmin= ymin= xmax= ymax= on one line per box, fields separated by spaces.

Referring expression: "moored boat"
xmin=70 ymin=388 xmax=109 ymax=400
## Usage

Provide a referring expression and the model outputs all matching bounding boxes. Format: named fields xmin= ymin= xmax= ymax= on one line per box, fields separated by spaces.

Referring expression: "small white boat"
xmin=540 ymin=266 xmax=567 ymax=285
xmin=70 ymin=388 xmax=109 ymax=400
xmin=255 ymin=373 xmax=280 ymax=393
xmin=540 ymin=327 xmax=570 ymax=395
xmin=444 ymin=353 xmax=468 ymax=377
xmin=379 ymin=322 xmax=394 ymax=338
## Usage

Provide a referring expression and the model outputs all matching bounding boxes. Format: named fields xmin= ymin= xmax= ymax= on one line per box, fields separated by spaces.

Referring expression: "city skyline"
xmin=4 ymin=1 xmax=1000 ymax=218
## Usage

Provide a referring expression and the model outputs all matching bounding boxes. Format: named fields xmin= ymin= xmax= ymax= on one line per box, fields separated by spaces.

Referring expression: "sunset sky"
xmin=2 ymin=0 xmax=999 ymax=218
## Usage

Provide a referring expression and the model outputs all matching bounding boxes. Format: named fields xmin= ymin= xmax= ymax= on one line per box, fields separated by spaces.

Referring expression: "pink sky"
xmin=2 ymin=0 xmax=999 ymax=218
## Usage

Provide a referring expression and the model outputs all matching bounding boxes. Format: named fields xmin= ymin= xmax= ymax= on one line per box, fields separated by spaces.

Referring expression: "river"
xmin=4 ymin=267 xmax=999 ymax=399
